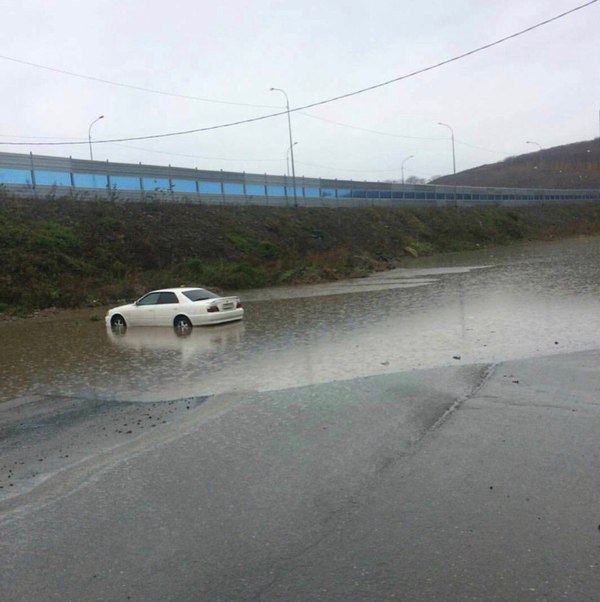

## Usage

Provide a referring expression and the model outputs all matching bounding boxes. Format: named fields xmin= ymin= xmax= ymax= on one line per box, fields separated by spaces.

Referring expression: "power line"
xmin=300 ymin=112 xmax=509 ymax=154
xmin=0 ymin=53 xmax=279 ymax=109
xmin=111 ymin=143 xmax=437 ymax=176
xmin=0 ymin=108 xmax=288 ymax=146
xmin=296 ymin=160 xmax=435 ymax=178
xmin=0 ymin=133 xmax=85 ymax=140
xmin=0 ymin=115 xmax=502 ymax=156
xmin=297 ymin=160 xmax=408 ymax=173
xmin=297 ymin=0 xmax=598 ymax=113
xmin=297 ymin=112 xmax=445 ymax=141
xmin=453 ymin=139 xmax=507 ymax=155
xmin=107 ymin=142 xmax=280 ymax=163
xmin=1 ymin=0 xmax=596 ymax=148
xmin=104 ymin=141 xmax=437 ymax=175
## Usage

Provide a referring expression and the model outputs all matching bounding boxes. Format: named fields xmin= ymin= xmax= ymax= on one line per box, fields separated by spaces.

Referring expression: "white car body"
xmin=105 ymin=287 xmax=244 ymax=329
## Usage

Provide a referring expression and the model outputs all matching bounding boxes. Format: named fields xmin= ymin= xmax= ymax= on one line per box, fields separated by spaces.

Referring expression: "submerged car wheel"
xmin=174 ymin=315 xmax=192 ymax=331
xmin=110 ymin=314 xmax=127 ymax=329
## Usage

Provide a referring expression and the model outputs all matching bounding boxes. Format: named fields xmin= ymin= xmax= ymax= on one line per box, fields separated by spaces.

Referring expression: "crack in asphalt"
xmin=247 ymin=364 xmax=499 ymax=601
xmin=420 ymin=363 xmax=498 ymax=437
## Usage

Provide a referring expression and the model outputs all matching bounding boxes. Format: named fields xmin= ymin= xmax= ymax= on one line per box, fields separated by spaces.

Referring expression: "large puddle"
xmin=2 ymin=236 xmax=600 ymax=402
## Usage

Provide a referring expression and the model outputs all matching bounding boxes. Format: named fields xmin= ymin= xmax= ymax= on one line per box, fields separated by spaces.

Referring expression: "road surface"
xmin=1 ymin=350 xmax=599 ymax=601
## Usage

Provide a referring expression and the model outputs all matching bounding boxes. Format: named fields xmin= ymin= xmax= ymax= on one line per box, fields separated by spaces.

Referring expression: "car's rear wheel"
xmin=110 ymin=314 xmax=127 ymax=329
xmin=174 ymin=315 xmax=192 ymax=331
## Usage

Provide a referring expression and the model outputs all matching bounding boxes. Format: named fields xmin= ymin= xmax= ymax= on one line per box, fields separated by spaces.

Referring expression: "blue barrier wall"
xmin=0 ymin=151 xmax=598 ymax=208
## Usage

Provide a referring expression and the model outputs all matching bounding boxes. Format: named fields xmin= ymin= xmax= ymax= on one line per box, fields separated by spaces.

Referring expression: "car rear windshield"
xmin=182 ymin=289 xmax=220 ymax=302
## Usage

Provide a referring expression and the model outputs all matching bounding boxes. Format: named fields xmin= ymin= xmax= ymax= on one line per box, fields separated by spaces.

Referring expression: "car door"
xmin=153 ymin=291 xmax=181 ymax=326
xmin=129 ymin=291 xmax=161 ymax=325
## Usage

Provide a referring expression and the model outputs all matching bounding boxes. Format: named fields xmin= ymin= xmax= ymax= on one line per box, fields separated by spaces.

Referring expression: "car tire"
xmin=110 ymin=314 xmax=127 ymax=329
xmin=174 ymin=315 xmax=192 ymax=331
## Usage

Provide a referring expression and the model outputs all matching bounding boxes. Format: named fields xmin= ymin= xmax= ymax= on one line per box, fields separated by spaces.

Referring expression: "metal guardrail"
xmin=0 ymin=151 xmax=598 ymax=208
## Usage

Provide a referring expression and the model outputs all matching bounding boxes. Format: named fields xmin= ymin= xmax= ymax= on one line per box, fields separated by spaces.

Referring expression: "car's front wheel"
xmin=174 ymin=315 xmax=192 ymax=331
xmin=110 ymin=314 xmax=127 ymax=329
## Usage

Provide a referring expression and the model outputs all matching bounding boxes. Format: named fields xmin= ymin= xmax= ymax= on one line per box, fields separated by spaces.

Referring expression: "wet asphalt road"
xmin=1 ymin=350 xmax=599 ymax=601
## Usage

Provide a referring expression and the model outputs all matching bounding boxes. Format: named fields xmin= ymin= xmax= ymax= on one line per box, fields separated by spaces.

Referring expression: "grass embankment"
xmin=1 ymin=195 xmax=600 ymax=314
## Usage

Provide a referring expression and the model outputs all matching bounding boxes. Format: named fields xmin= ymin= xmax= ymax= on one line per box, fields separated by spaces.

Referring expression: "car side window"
xmin=157 ymin=292 xmax=179 ymax=304
xmin=137 ymin=292 xmax=161 ymax=306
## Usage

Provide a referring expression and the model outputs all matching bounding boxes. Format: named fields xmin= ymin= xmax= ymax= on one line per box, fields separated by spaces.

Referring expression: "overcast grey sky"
xmin=1 ymin=0 xmax=598 ymax=181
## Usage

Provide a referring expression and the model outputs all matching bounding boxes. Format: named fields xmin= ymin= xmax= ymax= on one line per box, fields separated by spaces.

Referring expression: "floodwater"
xmin=1 ymin=236 xmax=600 ymax=403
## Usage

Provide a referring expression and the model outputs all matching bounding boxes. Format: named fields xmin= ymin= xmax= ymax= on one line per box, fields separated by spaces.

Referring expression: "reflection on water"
xmin=2 ymin=236 xmax=600 ymax=402
xmin=106 ymin=321 xmax=245 ymax=362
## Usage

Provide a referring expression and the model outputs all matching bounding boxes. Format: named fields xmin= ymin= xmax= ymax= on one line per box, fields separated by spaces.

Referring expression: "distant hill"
xmin=433 ymin=138 xmax=600 ymax=189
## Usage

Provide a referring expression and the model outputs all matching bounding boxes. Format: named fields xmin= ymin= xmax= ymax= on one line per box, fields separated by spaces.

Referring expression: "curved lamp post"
xmin=526 ymin=140 xmax=542 ymax=151
xmin=270 ymin=87 xmax=297 ymax=206
xmin=401 ymin=154 xmax=414 ymax=185
xmin=286 ymin=141 xmax=298 ymax=177
xmin=438 ymin=122 xmax=456 ymax=175
xmin=88 ymin=115 xmax=105 ymax=160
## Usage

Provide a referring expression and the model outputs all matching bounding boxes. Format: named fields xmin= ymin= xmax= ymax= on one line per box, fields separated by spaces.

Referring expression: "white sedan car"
xmin=105 ymin=287 xmax=244 ymax=329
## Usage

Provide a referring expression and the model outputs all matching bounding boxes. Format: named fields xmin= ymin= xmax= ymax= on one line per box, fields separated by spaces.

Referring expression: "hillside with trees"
xmin=433 ymin=138 xmax=600 ymax=189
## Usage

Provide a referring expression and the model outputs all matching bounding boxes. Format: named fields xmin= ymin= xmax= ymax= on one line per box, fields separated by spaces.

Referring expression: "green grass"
xmin=1 ymin=193 xmax=599 ymax=314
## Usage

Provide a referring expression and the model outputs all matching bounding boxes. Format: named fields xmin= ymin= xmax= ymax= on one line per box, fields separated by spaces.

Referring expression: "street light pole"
xmin=88 ymin=115 xmax=104 ymax=161
xmin=438 ymin=122 xmax=456 ymax=175
xmin=287 ymin=141 xmax=298 ymax=177
xmin=401 ymin=154 xmax=414 ymax=185
xmin=270 ymin=87 xmax=297 ymax=207
xmin=526 ymin=140 xmax=543 ymax=152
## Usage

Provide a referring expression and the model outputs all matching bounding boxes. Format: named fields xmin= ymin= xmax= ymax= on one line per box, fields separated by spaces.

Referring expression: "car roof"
xmin=149 ymin=287 xmax=211 ymax=293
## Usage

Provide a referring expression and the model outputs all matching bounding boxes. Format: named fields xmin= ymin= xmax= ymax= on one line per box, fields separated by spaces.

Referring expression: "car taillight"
xmin=207 ymin=306 xmax=220 ymax=313
xmin=236 ymin=301 xmax=243 ymax=308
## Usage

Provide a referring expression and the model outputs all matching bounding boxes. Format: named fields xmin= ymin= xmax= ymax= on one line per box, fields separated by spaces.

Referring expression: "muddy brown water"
xmin=2 ymin=236 xmax=600 ymax=403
